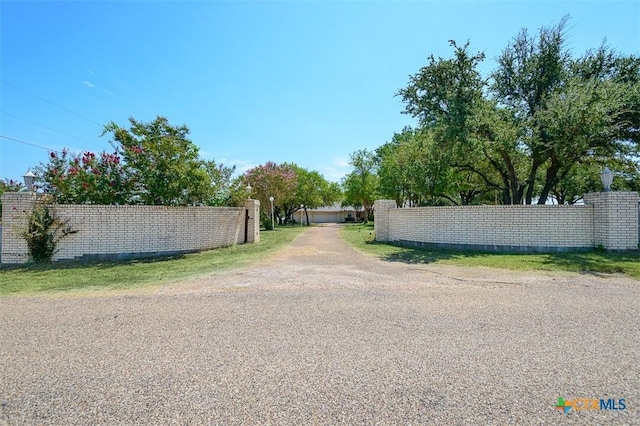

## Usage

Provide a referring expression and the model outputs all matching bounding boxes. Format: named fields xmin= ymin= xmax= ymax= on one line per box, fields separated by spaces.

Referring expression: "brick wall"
xmin=1 ymin=192 xmax=39 ymax=263
xmin=1 ymin=192 xmax=261 ymax=264
xmin=584 ymin=192 xmax=639 ymax=250
xmin=375 ymin=192 xmax=639 ymax=252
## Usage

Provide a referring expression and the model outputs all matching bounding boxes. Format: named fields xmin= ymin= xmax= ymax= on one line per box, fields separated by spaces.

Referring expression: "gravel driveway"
xmin=1 ymin=224 xmax=638 ymax=425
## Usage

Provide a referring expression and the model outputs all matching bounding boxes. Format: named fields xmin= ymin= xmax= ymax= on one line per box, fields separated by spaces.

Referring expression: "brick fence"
xmin=1 ymin=192 xmax=260 ymax=264
xmin=374 ymin=192 xmax=639 ymax=252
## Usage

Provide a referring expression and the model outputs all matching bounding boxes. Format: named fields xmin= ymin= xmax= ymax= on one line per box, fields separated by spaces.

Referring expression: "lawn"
xmin=341 ymin=223 xmax=640 ymax=279
xmin=0 ymin=226 xmax=305 ymax=296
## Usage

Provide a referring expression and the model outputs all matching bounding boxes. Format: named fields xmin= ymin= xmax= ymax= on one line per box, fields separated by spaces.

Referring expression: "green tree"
xmin=377 ymin=128 xmax=460 ymax=206
xmin=203 ymin=160 xmax=236 ymax=206
xmin=102 ymin=116 xmax=211 ymax=205
xmin=491 ymin=17 xmax=639 ymax=203
xmin=292 ymin=165 xmax=342 ymax=225
xmin=396 ymin=17 xmax=640 ymax=205
xmin=37 ymin=116 xmax=231 ymax=206
xmin=342 ymin=149 xmax=378 ymax=222
xmin=397 ymin=42 xmax=521 ymax=204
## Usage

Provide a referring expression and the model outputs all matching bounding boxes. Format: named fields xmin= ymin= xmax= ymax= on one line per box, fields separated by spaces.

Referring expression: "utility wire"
xmin=0 ymin=135 xmax=58 ymax=152
xmin=1 ymin=110 xmax=99 ymax=147
xmin=1 ymin=80 xmax=103 ymax=126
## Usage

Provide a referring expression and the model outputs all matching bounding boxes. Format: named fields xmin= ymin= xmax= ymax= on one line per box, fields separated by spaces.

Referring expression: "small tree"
xmin=20 ymin=204 xmax=77 ymax=262
xmin=342 ymin=149 xmax=378 ymax=222
xmin=243 ymin=162 xmax=298 ymax=223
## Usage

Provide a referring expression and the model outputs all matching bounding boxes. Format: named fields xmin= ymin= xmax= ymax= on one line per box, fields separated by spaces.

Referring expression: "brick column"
xmin=584 ymin=191 xmax=639 ymax=251
xmin=1 ymin=192 xmax=39 ymax=264
xmin=373 ymin=200 xmax=397 ymax=242
xmin=245 ymin=199 xmax=260 ymax=244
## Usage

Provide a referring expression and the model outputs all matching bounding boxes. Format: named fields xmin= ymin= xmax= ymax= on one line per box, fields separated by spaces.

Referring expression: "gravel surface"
xmin=1 ymin=224 xmax=639 ymax=425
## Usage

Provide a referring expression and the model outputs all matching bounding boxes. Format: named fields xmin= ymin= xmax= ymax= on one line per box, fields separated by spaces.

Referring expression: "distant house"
xmin=296 ymin=203 xmax=364 ymax=224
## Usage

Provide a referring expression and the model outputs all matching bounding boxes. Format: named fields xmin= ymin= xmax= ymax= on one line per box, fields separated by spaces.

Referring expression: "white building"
xmin=296 ymin=203 xmax=363 ymax=224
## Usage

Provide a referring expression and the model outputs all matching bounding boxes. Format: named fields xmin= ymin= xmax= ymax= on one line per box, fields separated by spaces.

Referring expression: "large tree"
xmin=102 ymin=116 xmax=211 ymax=205
xmin=490 ymin=17 xmax=639 ymax=203
xmin=37 ymin=116 xmax=232 ymax=206
xmin=396 ymin=18 xmax=640 ymax=205
xmin=376 ymin=128 xmax=455 ymax=206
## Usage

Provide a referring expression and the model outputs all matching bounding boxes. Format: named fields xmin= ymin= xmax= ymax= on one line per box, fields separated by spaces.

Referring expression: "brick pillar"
xmin=1 ymin=192 xmax=39 ymax=264
xmin=584 ymin=191 xmax=639 ymax=251
xmin=245 ymin=199 xmax=260 ymax=243
xmin=373 ymin=200 xmax=397 ymax=242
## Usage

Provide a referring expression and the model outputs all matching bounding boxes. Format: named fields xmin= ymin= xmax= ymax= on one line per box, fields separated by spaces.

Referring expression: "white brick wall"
xmin=375 ymin=193 xmax=640 ymax=252
xmin=1 ymin=192 xmax=38 ymax=263
xmin=1 ymin=193 xmax=259 ymax=264
xmin=584 ymin=192 xmax=639 ymax=250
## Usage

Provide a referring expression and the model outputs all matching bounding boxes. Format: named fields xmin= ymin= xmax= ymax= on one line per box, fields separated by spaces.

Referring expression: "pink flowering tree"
xmin=36 ymin=116 xmax=234 ymax=206
xmin=37 ymin=149 xmax=133 ymax=204
xmin=243 ymin=162 xmax=298 ymax=224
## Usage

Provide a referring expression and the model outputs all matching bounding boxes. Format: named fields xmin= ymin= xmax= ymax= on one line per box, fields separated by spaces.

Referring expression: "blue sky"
xmin=1 ymin=1 xmax=638 ymax=183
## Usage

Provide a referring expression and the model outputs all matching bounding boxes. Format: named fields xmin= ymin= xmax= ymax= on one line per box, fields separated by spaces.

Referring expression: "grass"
xmin=0 ymin=226 xmax=306 ymax=297
xmin=341 ymin=223 xmax=640 ymax=279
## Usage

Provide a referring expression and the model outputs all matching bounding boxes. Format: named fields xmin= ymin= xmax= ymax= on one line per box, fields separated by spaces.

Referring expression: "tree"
xmin=396 ymin=17 xmax=640 ymax=205
xmin=397 ymin=42 xmax=522 ymax=205
xmin=38 ymin=149 xmax=132 ymax=205
xmin=242 ymin=162 xmax=298 ymax=224
xmin=342 ymin=149 xmax=378 ymax=222
xmin=37 ymin=116 xmax=232 ymax=206
xmin=102 ymin=116 xmax=211 ymax=205
xmin=292 ymin=165 xmax=342 ymax=225
xmin=490 ymin=17 xmax=639 ymax=203
xmin=376 ymin=128 xmax=458 ymax=206
xmin=202 ymin=160 xmax=236 ymax=206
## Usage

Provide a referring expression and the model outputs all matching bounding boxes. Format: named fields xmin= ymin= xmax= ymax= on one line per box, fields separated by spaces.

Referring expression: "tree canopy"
xmin=342 ymin=149 xmax=378 ymax=221
xmin=385 ymin=17 xmax=640 ymax=205
xmin=36 ymin=116 xmax=235 ymax=206
xmin=235 ymin=161 xmax=341 ymax=226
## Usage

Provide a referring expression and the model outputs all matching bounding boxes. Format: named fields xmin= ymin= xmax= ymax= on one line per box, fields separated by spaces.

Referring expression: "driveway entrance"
xmin=1 ymin=225 xmax=638 ymax=424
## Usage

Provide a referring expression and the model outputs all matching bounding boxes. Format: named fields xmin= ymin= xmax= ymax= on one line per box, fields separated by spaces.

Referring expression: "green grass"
xmin=341 ymin=223 xmax=640 ymax=279
xmin=0 ymin=226 xmax=306 ymax=297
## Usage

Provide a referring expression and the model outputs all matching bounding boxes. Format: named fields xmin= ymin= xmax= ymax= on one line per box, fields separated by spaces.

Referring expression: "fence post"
xmin=373 ymin=200 xmax=397 ymax=242
xmin=584 ymin=191 xmax=639 ymax=251
xmin=245 ymin=199 xmax=260 ymax=244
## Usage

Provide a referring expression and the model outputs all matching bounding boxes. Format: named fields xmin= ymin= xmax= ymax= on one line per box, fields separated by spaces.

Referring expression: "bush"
xmin=20 ymin=204 xmax=77 ymax=262
xmin=261 ymin=216 xmax=274 ymax=231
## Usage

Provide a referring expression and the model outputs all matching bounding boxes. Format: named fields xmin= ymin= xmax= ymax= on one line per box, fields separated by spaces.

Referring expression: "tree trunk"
xmin=538 ymin=157 xmax=561 ymax=204
xmin=525 ymin=157 xmax=544 ymax=204
xmin=304 ymin=207 xmax=309 ymax=226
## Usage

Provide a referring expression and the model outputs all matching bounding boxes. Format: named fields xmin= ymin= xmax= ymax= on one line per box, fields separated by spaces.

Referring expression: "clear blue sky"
xmin=1 ymin=1 xmax=638 ymax=183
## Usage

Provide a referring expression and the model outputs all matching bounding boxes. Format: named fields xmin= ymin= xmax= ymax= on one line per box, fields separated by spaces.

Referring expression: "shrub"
xmin=20 ymin=204 xmax=77 ymax=262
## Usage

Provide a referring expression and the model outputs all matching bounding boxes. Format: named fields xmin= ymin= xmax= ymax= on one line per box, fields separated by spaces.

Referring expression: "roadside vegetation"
xmin=0 ymin=226 xmax=305 ymax=297
xmin=341 ymin=223 xmax=640 ymax=279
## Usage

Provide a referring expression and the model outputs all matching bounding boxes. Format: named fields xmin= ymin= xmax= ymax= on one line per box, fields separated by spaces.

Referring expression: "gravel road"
xmin=1 ymin=224 xmax=638 ymax=425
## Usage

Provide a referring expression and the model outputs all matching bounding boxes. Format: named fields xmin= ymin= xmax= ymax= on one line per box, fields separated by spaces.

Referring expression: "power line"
xmin=1 ymin=110 xmax=98 ymax=146
xmin=1 ymin=80 xmax=103 ymax=126
xmin=0 ymin=135 xmax=58 ymax=152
